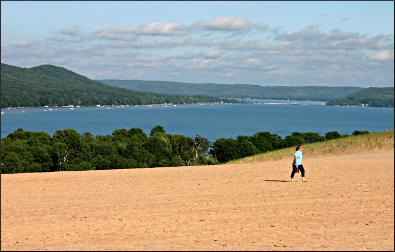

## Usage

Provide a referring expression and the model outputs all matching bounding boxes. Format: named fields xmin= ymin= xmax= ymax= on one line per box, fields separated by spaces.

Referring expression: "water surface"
xmin=1 ymin=103 xmax=393 ymax=141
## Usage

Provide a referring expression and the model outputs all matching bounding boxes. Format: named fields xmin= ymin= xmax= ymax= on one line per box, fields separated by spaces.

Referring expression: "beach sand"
xmin=1 ymin=150 xmax=394 ymax=250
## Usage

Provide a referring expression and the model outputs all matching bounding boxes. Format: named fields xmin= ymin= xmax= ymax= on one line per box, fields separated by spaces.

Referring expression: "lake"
xmin=1 ymin=103 xmax=393 ymax=141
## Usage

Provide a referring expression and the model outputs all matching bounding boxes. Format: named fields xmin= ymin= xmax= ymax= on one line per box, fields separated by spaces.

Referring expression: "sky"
xmin=1 ymin=1 xmax=394 ymax=87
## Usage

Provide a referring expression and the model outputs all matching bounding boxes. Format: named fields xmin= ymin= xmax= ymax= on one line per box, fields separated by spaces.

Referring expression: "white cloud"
xmin=94 ymin=21 xmax=187 ymax=39
xmin=134 ymin=22 xmax=187 ymax=36
xmin=276 ymin=26 xmax=394 ymax=51
xmin=59 ymin=26 xmax=81 ymax=36
xmin=68 ymin=45 xmax=96 ymax=53
xmin=276 ymin=25 xmax=322 ymax=41
xmin=246 ymin=58 xmax=261 ymax=66
xmin=198 ymin=16 xmax=250 ymax=31
xmin=48 ymin=34 xmax=68 ymax=41
xmin=205 ymin=50 xmax=224 ymax=58
xmin=48 ymin=27 xmax=87 ymax=43
xmin=369 ymin=50 xmax=394 ymax=62
xmin=14 ymin=40 xmax=34 ymax=47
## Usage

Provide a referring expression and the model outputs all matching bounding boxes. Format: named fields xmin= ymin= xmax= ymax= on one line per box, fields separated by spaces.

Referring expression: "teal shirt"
xmin=294 ymin=151 xmax=303 ymax=165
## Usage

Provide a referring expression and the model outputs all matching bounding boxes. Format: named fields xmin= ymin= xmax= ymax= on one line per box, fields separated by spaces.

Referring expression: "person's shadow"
xmin=264 ymin=179 xmax=289 ymax=183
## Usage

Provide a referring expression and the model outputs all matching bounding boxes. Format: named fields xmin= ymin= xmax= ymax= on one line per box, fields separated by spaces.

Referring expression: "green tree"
xmin=299 ymin=132 xmax=324 ymax=143
xmin=51 ymin=142 xmax=70 ymax=171
xmin=112 ymin=129 xmax=131 ymax=141
xmin=129 ymin=128 xmax=147 ymax=138
xmin=31 ymin=145 xmax=52 ymax=171
xmin=249 ymin=132 xmax=283 ymax=153
xmin=150 ymin=125 xmax=166 ymax=136
xmin=211 ymin=138 xmax=240 ymax=163
xmin=144 ymin=134 xmax=172 ymax=166
xmin=170 ymin=135 xmax=194 ymax=165
xmin=238 ymin=139 xmax=256 ymax=157
xmin=193 ymin=135 xmax=210 ymax=164
xmin=169 ymin=155 xmax=185 ymax=166
xmin=352 ymin=130 xmax=369 ymax=136
xmin=92 ymin=155 xmax=112 ymax=170
xmin=53 ymin=129 xmax=81 ymax=152
xmin=283 ymin=134 xmax=305 ymax=147
xmin=325 ymin=131 xmax=342 ymax=140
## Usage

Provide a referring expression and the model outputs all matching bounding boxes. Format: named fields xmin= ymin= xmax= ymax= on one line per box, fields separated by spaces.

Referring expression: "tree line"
xmin=327 ymin=87 xmax=394 ymax=108
xmin=0 ymin=127 xmax=369 ymax=174
xmin=101 ymin=79 xmax=363 ymax=102
xmin=1 ymin=63 xmax=234 ymax=108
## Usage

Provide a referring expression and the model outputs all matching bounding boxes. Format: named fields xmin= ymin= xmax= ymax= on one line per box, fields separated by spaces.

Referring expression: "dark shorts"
xmin=291 ymin=164 xmax=305 ymax=178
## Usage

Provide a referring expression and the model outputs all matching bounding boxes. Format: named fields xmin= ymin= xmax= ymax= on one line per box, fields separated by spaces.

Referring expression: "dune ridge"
xmin=229 ymin=131 xmax=394 ymax=164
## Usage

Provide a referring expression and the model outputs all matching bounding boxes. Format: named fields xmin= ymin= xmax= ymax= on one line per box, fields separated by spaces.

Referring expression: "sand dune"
xmin=1 ymin=150 xmax=394 ymax=250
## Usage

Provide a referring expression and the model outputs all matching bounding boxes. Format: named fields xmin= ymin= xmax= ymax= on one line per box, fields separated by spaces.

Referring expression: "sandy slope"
xmin=1 ymin=150 xmax=394 ymax=251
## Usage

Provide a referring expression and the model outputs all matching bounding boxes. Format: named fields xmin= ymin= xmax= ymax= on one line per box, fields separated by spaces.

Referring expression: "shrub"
xmin=325 ymin=131 xmax=342 ymax=140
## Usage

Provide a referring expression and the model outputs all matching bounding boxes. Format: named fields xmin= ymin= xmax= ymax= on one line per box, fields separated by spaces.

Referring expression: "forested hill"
xmin=99 ymin=79 xmax=363 ymax=101
xmin=327 ymin=87 xmax=394 ymax=108
xmin=0 ymin=63 xmax=220 ymax=107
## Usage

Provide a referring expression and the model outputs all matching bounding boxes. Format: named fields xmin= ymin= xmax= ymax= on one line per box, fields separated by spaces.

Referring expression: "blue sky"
xmin=1 ymin=1 xmax=394 ymax=86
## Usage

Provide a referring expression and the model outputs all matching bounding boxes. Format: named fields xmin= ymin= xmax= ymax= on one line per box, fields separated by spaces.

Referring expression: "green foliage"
xmin=204 ymin=155 xmax=219 ymax=165
xmin=53 ymin=129 xmax=81 ymax=151
xmin=238 ymin=139 xmax=257 ymax=157
xmin=352 ymin=130 xmax=370 ymax=136
xmin=1 ymin=63 xmax=225 ymax=108
xmin=249 ymin=132 xmax=283 ymax=152
xmin=129 ymin=128 xmax=147 ymax=137
xmin=193 ymin=135 xmax=210 ymax=164
xmin=150 ymin=125 xmax=166 ymax=136
xmin=51 ymin=142 xmax=70 ymax=171
xmin=170 ymin=135 xmax=194 ymax=165
xmin=211 ymin=138 xmax=241 ymax=163
xmin=325 ymin=131 xmax=342 ymax=140
xmin=169 ymin=155 xmax=185 ymax=166
xmin=296 ymin=132 xmax=324 ymax=144
xmin=0 ymin=126 xmax=369 ymax=174
xmin=144 ymin=134 xmax=172 ymax=166
xmin=327 ymin=87 xmax=394 ymax=108
xmin=92 ymin=155 xmax=112 ymax=170
xmin=284 ymin=135 xmax=305 ymax=147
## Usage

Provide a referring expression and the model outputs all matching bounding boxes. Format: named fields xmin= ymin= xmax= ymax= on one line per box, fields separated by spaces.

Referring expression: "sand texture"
xmin=1 ymin=150 xmax=394 ymax=251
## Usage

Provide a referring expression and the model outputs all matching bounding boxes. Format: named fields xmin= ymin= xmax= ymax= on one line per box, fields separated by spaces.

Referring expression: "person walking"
xmin=291 ymin=145 xmax=306 ymax=182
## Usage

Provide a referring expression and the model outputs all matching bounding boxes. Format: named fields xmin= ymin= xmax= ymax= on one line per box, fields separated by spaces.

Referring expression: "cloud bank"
xmin=2 ymin=17 xmax=394 ymax=86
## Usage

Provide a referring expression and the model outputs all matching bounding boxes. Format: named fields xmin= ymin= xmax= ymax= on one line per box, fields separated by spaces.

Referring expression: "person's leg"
xmin=298 ymin=165 xmax=306 ymax=181
xmin=290 ymin=164 xmax=296 ymax=181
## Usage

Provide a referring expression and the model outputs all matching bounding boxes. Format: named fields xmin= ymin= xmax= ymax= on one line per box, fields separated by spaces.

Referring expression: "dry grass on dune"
xmin=229 ymin=131 xmax=394 ymax=164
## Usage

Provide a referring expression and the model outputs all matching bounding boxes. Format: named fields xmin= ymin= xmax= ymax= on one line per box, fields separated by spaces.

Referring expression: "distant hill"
xmin=99 ymin=79 xmax=363 ymax=101
xmin=0 ymin=63 xmax=220 ymax=107
xmin=327 ymin=87 xmax=394 ymax=108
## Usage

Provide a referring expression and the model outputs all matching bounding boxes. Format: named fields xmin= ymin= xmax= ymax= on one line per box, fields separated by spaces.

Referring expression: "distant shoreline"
xmin=1 ymin=101 xmax=235 ymax=111
xmin=3 ymin=100 xmax=395 ymax=110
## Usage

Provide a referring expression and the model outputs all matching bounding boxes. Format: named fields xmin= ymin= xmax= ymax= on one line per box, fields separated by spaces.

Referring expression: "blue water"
xmin=1 ymin=103 xmax=393 ymax=141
